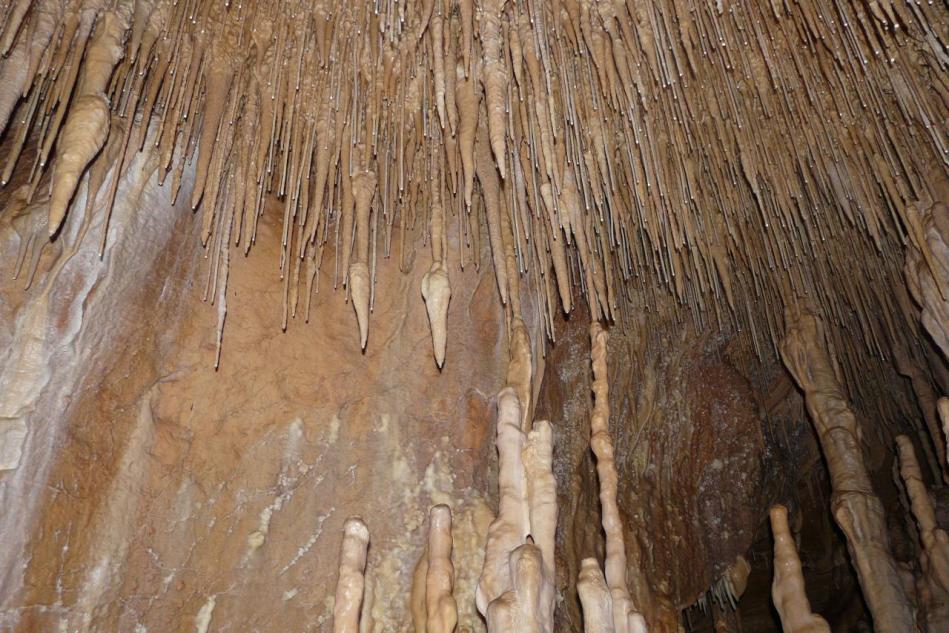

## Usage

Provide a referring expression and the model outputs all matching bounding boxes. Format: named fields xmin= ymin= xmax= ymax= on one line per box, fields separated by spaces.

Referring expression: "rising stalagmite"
xmin=1 ymin=1 xmax=949 ymax=632
xmin=768 ymin=505 xmax=830 ymax=633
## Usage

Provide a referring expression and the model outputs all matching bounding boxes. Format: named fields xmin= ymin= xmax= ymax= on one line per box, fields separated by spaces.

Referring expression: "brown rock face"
xmin=539 ymin=308 xmax=775 ymax=632
xmin=1 ymin=160 xmax=510 ymax=632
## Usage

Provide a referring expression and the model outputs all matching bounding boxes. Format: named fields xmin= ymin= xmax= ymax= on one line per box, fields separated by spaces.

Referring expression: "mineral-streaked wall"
xmin=0 ymin=158 xmax=522 ymax=631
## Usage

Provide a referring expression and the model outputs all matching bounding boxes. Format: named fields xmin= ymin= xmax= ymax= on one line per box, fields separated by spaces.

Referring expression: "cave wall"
xmin=0 ymin=158 xmax=534 ymax=632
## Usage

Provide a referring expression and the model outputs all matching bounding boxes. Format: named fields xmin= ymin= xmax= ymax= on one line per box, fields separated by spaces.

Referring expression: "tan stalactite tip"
xmin=421 ymin=261 xmax=451 ymax=368
xmin=769 ymin=505 xmax=830 ymax=633
xmin=349 ymin=262 xmax=371 ymax=350
xmin=48 ymin=94 xmax=111 ymax=235
xmin=334 ymin=516 xmax=370 ymax=633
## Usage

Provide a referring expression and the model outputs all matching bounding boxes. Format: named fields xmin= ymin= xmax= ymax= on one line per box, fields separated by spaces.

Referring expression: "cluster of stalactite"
xmin=0 ymin=1 xmax=946 ymax=409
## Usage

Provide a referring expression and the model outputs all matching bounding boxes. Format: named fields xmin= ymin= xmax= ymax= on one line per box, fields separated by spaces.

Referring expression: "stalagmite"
xmin=485 ymin=542 xmax=544 ymax=632
xmin=769 ymin=505 xmax=830 ymax=633
xmin=476 ymin=380 xmax=557 ymax=632
xmin=780 ymin=307 xmax=917 ymax=632
xmin=425 ymin=505 xmax=458 ymax=633
xmin=588 ymin=323 xmax=648 ymax=633
xmin=523 ymin=420 xmax=556 ymax=629
xmin=578 ymin=559 xmax=615 ymax=633
xmin=334 ymin=517 xmax=371 ymax=633
xmin=477 ymin=388 xmax=529 ymax=614
xmin=895 ymin=436 xmax=949 ymax=608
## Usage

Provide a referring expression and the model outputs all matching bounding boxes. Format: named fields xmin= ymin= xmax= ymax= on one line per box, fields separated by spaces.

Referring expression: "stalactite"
xmin=769 ymin=505 xmax=830 ymax=633
xmin=422 ymin=175 xmax=451 ymax=368
xmin=479 ymin=0 xmax=507 ymax=180
xmin=48 ymin=4 xmax=132 ymax=236
xmin=895 ymin=435 xmax=949 ymax=621
xmin=941 ymin=398 xmax=949 ymax=468
xmin=334 ymin=517 xmax=371 ymax=633
xmin=349 ymin=169 xmax=377 ymax=349
xmin=903 ymin=176 xmax=949 ymax=361
xmin=780 ymin=306 xmax=917 ymax=633
xmin=895 ymin=350 xmax=947 ymax=482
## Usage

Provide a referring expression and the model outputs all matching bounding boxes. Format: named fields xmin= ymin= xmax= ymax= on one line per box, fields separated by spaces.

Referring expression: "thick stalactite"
xmin=780 ymin=306 xmax=917 ymax=632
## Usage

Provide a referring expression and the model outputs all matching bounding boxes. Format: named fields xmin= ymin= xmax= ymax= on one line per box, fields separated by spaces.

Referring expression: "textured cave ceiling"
xmin=1 ymin=0 xmax=945 ymax=383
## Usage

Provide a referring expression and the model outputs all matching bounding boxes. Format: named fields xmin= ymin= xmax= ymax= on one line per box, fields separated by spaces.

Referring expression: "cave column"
xmin=779 ymin=306 xmax=917 ymax=632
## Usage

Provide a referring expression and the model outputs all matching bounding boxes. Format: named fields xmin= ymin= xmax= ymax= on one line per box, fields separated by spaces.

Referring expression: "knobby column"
xmin=779 ymin=307 xmax=917 ymax=632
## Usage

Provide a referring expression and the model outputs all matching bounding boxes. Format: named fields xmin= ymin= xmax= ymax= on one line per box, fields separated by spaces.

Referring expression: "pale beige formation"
xmin=477 ymin=388 xmax=530 ymax=614
xmin=422 ymin=177 xmax=452 ymax=367
xmin=769 ymin=505 xmax=830 ymax=633
xmin=780 ymin=307 xmax=917 ymax=632
xmin=422 ymin=262 xmax=452 ymax=368
xmin=587 ymin=323 xmax=648 ymax=633
xmin=425 ymin=505 xmax=458 ymax=633
xmin=334 ymin=517 xmax=371 ymax=633
xmin=49 ymin=3 xmax=132 ymax=235
xmin=349 ymin=263 xmax=371 ymax=349
xmin=903 ymin=178 xmax=949 ymax=361
xmin=895 ymin=436 xmax=949 ymax=608
xmin=476 ymin=382 xmax=558 ymax=631
xmin=895 ymin=350 xmax=946 ymax=481
xmin=523 ymin=420 xmax=557 ymax=627
xmin=479 ymin=0 xmax=507 ymax=179
xmin=484 ymin=542 xmax=544 ymax=632
xmin=941 ymin=398 xmax=949 ymax=467
xmin=578 ymin=558 xmax=615 ymax=633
